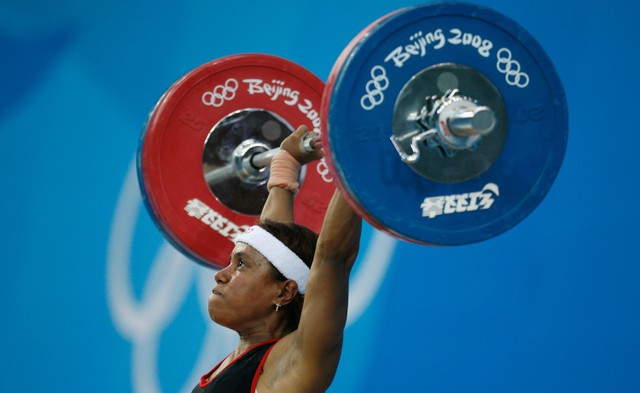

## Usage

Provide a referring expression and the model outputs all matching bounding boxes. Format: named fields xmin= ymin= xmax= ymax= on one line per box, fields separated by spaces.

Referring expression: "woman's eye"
xmin=237 ymin=259 xmax=245 ymax=268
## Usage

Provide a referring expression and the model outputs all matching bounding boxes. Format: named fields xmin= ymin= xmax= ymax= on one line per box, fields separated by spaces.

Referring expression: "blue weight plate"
xmin=323 ymin=2 xmax=568 ymax=245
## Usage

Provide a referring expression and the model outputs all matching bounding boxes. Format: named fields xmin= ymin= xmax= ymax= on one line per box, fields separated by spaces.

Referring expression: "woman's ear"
xmin=275 ymin=280 xmax=299 ymax=306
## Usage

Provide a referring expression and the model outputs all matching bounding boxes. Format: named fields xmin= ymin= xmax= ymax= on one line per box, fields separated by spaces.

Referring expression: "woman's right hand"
xmin=280 ymin=125 xmax=323 ymax=165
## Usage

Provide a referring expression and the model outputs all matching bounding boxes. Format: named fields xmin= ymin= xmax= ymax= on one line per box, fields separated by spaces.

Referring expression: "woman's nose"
xmin=214 ymin=265 xmax=230 ymax=284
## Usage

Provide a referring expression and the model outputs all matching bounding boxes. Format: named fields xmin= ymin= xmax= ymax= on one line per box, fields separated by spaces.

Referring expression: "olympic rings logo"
xmin=496 ymin=48 xmax=529 ymax=88
xmin=316 ymin=158 xmax=333 ymax=183
xmin=360 ymin=66 xmax=389 ymax=111
xmin=202 ymin=78 xmax=239 ymax=107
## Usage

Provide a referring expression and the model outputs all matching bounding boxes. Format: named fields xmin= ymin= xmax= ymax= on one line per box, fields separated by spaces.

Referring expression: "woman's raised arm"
xmin=260 ymin=125 xmax=322 ymax=223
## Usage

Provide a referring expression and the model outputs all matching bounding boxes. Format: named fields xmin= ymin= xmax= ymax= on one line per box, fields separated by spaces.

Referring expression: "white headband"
xmin=234 ymin=225 xmax=309 ymax=294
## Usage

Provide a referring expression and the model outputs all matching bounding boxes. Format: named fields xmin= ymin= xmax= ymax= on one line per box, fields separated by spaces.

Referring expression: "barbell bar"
xmin=204 ymin=133 xmax=320 ymax=187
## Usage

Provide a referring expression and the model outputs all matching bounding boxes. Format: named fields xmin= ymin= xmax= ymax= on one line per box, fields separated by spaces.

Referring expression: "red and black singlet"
xmin=192 ymin=339 xmax=279 ymax=393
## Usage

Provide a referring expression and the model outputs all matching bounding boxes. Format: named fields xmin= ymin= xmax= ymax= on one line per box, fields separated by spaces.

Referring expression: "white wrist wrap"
xmin=234 ymin=225 xmax=309 ymax=294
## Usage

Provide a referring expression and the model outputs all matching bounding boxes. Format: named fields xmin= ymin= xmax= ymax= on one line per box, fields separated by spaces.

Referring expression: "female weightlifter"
xmin=192 ymin=125 xmax=362 ymax=393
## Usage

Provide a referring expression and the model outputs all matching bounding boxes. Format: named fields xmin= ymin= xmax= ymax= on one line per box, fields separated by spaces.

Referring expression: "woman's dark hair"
xmin=257 ymin=219 xmax=318 ymax=332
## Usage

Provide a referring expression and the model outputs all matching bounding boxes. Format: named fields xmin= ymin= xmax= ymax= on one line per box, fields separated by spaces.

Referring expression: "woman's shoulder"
xmin=257 ymin=330 xmax=336 ymax=393
xmin=257 ymin=332 xmax=301 ymax=390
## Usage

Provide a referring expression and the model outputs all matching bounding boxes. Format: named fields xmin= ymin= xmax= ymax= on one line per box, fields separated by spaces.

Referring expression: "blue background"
xmin=1 ymin=0 xmax=638 ymax=392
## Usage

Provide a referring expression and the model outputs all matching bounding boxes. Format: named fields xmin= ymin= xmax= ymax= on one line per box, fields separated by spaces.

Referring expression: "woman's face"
xmin=208 ymin=242 xmax=281 ymax=331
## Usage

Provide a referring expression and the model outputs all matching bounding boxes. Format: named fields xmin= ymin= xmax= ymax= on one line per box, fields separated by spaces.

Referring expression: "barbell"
xmin=137 ymin=2 xmax=568 ymax=269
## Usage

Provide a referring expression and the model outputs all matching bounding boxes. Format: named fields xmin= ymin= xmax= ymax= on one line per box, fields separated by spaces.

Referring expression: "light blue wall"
xmin=1 ymin=0 xmax=638 ymax=392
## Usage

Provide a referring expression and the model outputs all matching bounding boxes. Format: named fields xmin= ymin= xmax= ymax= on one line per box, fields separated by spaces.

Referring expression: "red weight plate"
xmin=139 ymin=54 xmax=334 ymax=269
